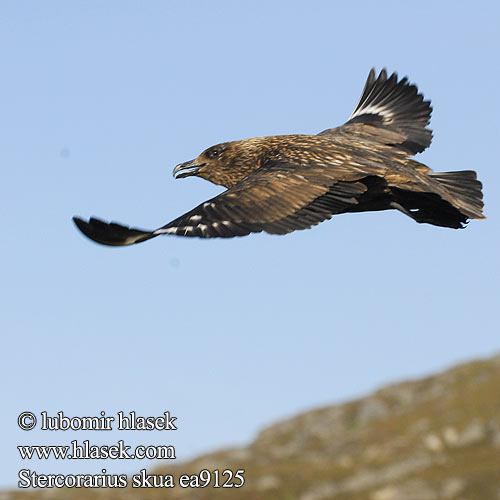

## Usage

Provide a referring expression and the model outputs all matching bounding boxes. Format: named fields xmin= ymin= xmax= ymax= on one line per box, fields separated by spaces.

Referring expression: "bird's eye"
xmin=208 ymin=149 xmax=220 ymax=158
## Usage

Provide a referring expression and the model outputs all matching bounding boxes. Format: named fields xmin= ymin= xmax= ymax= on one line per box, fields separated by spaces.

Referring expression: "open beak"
xmin=172 ymin=159 xmax=206 ymax=179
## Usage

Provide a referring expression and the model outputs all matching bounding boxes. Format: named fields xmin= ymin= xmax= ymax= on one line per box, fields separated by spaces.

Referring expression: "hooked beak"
xmin=172 ymin=159 xmax=206 ymax=179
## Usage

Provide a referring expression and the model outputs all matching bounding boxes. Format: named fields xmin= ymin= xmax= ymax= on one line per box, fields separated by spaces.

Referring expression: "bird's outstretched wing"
xmin=319 ymin=68 xmax=432 ymax=155
xmin=73 ymin=161 xmax=368 ymax=246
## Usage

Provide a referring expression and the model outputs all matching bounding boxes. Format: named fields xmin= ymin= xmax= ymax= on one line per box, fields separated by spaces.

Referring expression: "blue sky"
xmin=2 ymin=0 xmax=499 ymax=488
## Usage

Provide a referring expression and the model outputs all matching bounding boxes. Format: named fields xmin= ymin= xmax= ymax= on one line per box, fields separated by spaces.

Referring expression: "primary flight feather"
xmin=73 ymin=68 xmax=485 ymax=246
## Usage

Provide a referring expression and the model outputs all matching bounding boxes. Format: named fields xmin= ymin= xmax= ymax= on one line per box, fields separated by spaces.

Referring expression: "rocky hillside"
xmin=7 ymin=354 xmax=500 ymax=500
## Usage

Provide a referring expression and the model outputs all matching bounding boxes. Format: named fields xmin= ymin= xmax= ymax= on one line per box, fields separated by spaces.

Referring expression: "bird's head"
xmin=172 ymin=139 xmax=266 ymax=188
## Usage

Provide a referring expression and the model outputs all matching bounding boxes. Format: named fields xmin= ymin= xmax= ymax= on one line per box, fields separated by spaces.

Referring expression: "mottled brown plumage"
xmin=73 ymin=68 xmax=485 ymax=246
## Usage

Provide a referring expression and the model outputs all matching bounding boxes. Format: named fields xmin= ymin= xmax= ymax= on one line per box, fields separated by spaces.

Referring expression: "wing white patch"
xmin=350 ymin=105 xmax=394 ymax=121
xmin=153 ymin=219 xmax=234 ymax=237
xmin=154 ymin=227 xmax=178 ymax=235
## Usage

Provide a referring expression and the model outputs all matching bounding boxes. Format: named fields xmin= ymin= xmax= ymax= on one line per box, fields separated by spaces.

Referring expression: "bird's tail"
xmin=390 ymin=170 xmax=485 ymax=229
xmin=429 ymin=170 xmax=485 ymax=220
xmin=72 ymin=217 xmax=158 ymax=246
xmin=345 ymin=68 xmax=433 ymax=155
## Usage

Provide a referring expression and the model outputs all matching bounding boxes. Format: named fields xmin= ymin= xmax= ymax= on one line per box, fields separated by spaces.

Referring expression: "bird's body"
xmin=74 ymin=69 xmax=484 ymax=246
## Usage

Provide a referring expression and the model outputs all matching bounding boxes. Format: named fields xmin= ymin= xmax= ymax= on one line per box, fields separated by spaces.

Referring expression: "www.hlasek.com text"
xmin=18 ymin=440 xmax=175 ymax=460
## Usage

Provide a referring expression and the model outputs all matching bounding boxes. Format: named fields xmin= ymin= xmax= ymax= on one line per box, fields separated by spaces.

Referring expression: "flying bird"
xmin=73 ymin=68 xmax=484 ymax=246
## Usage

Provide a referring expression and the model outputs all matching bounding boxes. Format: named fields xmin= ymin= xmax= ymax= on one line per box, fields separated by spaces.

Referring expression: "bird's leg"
xmin=390 ymin=201 xmax=422 ymax=222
